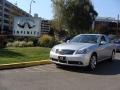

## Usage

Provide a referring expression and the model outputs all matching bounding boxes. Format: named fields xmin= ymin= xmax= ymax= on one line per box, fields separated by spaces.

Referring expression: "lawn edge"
xmin=0 ymin=60 xmax=52 ymax=70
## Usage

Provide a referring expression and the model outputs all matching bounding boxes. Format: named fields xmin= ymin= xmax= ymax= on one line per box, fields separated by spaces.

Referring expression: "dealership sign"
xmin=13 ymin=17 xmax=41 ymax=37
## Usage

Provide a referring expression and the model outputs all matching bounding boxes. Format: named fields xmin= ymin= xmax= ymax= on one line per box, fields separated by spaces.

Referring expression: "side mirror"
xmin=66 ymin=40 xmax=70 ymax=43
xmin=100 ymin=41 xmax=107 ymax=45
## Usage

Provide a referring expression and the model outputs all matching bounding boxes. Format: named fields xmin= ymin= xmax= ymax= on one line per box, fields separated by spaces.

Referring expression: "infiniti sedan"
xmin=50 ymin=34 xmax=116 ymax=70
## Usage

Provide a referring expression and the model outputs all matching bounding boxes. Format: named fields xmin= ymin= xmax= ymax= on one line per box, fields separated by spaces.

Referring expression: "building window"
xmin=21 ymin=31 xmax=23 ymax=34
xmin=4 ymin=14 xmax=9 ymax=18
xmin=0 ymin=12 xmax=2 ymax=16
xmin=37 ymin=32 xmax=39 ymax=35
xmin=3 ymin=26 xmax=9 ymax=31
xmin=13 ymin=30 xmax=15 ymax=34
xmin=0 ymin=0 xmax=3 ymax=4
xmin=17 ymin=31 xmax=19 ymax=34
xmin=27 ymin=31 xmax=29 ymax=34
xmin=34 ymin=31 xmax=36 ymax=35
xmin=4 ymin=8 xmax=10 ymax=13
xmin=5 ymin=3 xmax=11 ymax=8
xmin=0 ymin=6 xmax=2 ymax=10
xmin=4 ymin=20 xmax=9 ymax=24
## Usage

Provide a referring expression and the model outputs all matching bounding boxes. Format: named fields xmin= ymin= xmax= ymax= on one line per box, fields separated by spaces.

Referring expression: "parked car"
xmin=50 ymin=34 xmax=116 ymax=70
xmin=113 ymin=40 xmax=120 ymax=52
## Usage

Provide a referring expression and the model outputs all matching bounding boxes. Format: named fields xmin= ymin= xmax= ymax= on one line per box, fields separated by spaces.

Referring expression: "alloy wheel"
xmin=90 ymin=55 xmax=97 ymax=70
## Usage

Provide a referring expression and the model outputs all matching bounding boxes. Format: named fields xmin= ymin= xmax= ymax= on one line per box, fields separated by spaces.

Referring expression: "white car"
xmin=50 ymin=34 xmax=116 ymax=70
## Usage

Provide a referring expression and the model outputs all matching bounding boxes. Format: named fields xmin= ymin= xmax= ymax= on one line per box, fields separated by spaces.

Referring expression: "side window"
xmin=101 ymin=36 xmax=106 ymax=42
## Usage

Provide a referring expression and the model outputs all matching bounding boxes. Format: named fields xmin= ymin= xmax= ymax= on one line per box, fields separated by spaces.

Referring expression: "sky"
xmin=7 ymin=0 xmax=120 ymax=20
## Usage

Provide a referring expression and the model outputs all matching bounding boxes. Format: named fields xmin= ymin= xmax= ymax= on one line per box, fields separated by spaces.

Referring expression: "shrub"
xmin=6 ymin=42 xmax=13 ymax=47
xmin=39 ymin=35 xmax=54 ymax=47
xmin=27 ymin=41 xmax=33 ymax=47
xmin=18 ymin=41 xmax=27 ymax=47
xmin=7 ymin=41 xmax=34 ymax=47
xmin=12 ymin=41 xmax=19 ymax=47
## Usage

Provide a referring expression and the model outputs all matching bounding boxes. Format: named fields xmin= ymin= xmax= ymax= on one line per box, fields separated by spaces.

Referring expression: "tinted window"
xmin=70 ymin=35 xmax=99 ymax=43
xmin=101 ymin=36 xmax=106 ymax=42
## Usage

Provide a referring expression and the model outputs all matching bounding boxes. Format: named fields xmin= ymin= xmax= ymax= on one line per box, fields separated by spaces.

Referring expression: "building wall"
xmin=41 ymin=20 xmax=50 ymax=34
xmin=0 ymin=0 xmax=31 ymax=35
xmin=94 ymin=17 xmax=120 ymax=34
xmin=0 ymin=0 xmax=32 ymax=47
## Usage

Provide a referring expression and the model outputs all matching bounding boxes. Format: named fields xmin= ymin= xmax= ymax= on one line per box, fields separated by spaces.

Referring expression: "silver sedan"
xmin=50 ymin=34 xmax=116 ymax=70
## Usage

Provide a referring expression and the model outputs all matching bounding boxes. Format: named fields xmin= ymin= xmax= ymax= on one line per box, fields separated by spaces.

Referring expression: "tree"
xmin=51 ymin=0 xmax=98 ymax=36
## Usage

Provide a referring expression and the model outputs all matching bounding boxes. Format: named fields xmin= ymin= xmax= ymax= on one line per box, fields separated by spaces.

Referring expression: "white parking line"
xmin=27 ymin=65 xmax=64 ymax=72
xmin=32 ymin=67 xmax=47 ymax=72
xmin=33 ymin=66 xmax=60 ymax=72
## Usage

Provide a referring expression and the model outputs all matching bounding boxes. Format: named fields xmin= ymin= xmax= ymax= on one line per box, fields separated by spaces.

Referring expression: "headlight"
xmin=75 ymin=49 xmax=89 ymax=54
xmin=51 ymin=47 xmax=56 ymax=52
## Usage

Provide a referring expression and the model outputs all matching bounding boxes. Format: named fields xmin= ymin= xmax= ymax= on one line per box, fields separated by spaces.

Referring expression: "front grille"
xmin=59 ymin=60 xmax=67 ymax=63
xmin=56 ymin=49 xmax=75 ymax=55
xmin=52 ymin=58 xmax=83 ymax=65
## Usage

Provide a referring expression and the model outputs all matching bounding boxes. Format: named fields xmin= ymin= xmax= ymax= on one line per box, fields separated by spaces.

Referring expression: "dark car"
xmin=113 ymin=40 xmax=120 ymax=52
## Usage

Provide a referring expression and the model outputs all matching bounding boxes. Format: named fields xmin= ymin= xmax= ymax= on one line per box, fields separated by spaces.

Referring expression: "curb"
xmin=0 ymin=60 xmax=52 ymax=70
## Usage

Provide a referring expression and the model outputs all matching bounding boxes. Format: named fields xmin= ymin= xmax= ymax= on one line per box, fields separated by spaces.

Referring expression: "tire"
xmin=108 ymin=51 xmax=115 ymax=62
xmin=56 ymin=64 xmax=62 ymax=68
xmin=88 ymin=55 xmax=97 ymax=71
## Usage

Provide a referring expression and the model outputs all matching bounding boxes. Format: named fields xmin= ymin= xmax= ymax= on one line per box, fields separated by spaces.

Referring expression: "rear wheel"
xmin=88 ymin=55 xmax=97 ymax=71
xmin=56 ymin=64 xmax=62 ymax=68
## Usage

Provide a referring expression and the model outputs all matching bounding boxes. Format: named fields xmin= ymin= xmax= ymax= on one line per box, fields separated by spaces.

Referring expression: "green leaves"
xmin=51 ymin=0 xmax=98 ymax=36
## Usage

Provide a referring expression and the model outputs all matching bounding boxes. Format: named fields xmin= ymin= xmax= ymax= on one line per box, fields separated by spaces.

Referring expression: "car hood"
xmin=54 ymin=42 xmax=96 ymax=50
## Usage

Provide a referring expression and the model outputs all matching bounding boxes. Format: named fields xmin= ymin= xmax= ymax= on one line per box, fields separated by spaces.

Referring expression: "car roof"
xmin=77 ymin=34 xmax=104 ymax=36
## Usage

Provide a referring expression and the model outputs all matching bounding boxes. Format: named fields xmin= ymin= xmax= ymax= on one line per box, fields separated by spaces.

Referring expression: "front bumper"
xmin=50 ymin=51 xmax=91 ymax=67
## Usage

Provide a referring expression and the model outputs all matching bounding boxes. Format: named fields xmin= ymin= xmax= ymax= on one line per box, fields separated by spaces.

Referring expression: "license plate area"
xmin=58 ymin=56 xmax=66 ymax=61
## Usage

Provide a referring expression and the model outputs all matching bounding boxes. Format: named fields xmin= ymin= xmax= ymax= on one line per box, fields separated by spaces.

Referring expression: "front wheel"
xmin=88 ymin=55 xmax=97 ymax=71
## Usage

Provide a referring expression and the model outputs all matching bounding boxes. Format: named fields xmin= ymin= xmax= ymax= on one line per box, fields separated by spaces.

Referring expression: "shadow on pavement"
xmin=0 ymin=48 xmax=24 ymax=58
xmin=59 ymin=59 xmax=120 ymax=75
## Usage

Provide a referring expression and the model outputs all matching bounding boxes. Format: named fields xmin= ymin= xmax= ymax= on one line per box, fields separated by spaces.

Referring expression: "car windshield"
xmin=70 ymin=35 xmax=99 ymax=43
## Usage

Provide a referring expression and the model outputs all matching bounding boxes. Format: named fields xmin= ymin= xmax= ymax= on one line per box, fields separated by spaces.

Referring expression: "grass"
xmin=0 ymin=47 xmax=51 ymax=64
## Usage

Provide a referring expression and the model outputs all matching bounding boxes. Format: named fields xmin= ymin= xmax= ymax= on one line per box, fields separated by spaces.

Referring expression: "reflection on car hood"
xmin=54 ymin=42 xmax=96 ymax=50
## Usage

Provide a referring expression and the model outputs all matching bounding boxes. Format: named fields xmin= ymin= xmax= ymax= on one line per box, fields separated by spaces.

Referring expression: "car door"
xmin=97 ymin=36 xmax=108 ymax=61
xmin=104 ymin=36 xmax=113 ymax=57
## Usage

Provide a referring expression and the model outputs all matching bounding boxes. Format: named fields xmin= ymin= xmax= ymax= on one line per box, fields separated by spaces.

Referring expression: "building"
xmin=93 ymin=17 xmax=120 ymax=34
xmin=0 ymin=0 xmax=31 ymax=47
xmin=34 ymin=14 xmax=50 ymax=35
xmin=0 ymin=0 xmax=51 ymax=47
xmin=0 ymin=0 xmax=50 ymax=37
xmin=0 ymin=0 xmax=31 ymax=35
xmin=41 ymin=19 xmax=50 ymax=34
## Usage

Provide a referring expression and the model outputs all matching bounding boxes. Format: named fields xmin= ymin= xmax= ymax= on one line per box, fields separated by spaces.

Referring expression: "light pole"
xmin=117 ymin=14 xmax=119 ymax=34
xmin=29 ymin=0 xmax=35 ymax=15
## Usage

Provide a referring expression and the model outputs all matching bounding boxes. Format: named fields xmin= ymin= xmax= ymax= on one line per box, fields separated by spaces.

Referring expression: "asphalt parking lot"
xmin=0 ymin=53 xmax=120 ymax=90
